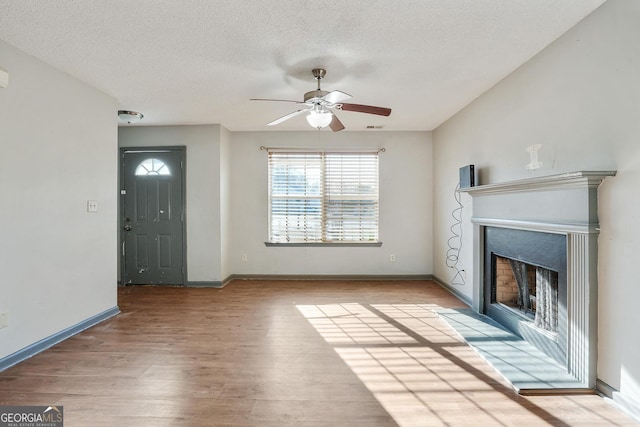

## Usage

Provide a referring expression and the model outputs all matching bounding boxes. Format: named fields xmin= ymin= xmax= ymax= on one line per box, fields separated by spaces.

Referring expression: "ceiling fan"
xmin=251 ymin=68 xmax=391 ymax=131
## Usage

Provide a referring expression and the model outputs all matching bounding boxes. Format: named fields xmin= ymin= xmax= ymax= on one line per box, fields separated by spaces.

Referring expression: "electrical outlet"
xmin=87 ymin=200 xmax=98 ymax=212
xmin=241 ymin=253 xmax=248 ymax=262
xmin=390 ymin=254 xmax=396 ymax=262
xmin=0 ymin=312 xmax=8 ymax=329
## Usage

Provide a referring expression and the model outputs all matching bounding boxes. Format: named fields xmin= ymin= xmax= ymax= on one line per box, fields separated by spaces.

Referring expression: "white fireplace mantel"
xmin=460 ymin=170 xmax=616 ymax=389
xmin=459 ymin=171 xmax=616 ymax=228
xmin=460 ymin=170 xmax=616 ymax=196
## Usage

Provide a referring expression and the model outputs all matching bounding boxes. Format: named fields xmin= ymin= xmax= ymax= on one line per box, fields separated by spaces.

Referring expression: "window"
xmin=268 ymin=150 xmax=379 ymax=244
xmin=135 ymin=158 xmax=171 ymax=176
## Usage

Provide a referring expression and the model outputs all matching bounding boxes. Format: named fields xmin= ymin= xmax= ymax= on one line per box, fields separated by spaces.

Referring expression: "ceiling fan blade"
xmin=329 ymin=114 xmax=345 ymax=132
xmin=322 ymin=90 xmax=352 ymax=104
xmin=340 ymin=103 xmax=391 ymax=116
xmin=267 ymin=109 xmax=309 ymax=126
xmin=251 ymin=98 xmax=304 ymax=104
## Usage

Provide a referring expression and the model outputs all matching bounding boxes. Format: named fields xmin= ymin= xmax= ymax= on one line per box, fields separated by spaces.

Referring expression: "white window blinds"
xmin=268 ymin=150 xmax=379 ymax=243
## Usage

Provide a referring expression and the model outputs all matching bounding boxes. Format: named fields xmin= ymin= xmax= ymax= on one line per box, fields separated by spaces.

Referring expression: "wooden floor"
xmin=0 ymin=280 xmax=636 ymax=426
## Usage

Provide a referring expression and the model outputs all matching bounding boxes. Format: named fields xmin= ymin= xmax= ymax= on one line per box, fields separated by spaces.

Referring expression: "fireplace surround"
xmin=460 ymin=171 xmax=615 ymax=388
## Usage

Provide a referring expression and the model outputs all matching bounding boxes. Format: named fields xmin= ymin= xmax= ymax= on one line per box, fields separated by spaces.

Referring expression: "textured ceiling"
xmin=0 ymin=0 xmax=606 ymax=131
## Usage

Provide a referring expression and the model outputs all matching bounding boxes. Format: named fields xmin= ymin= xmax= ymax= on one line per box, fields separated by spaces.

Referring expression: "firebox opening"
xmin=493 ymin=255 xmax=559 ymax=335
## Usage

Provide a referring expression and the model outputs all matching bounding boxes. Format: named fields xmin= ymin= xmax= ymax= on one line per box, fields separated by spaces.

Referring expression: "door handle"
xmin=124 ymin=224 xmax=132 ymax=231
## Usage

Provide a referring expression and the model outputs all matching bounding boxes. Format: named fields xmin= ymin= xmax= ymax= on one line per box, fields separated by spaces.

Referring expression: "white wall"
xmin=229 ymin=131 xmax=433 ymax=276
xmin=433 ymin=0 xmax=640 ymax=414
xmin=0 ymin=40 xmax=117 ymax=358
xmin=119 ymin=125 xmax=224 ymax=283
xmin=220 ymin=126 xmax=232 ymax=280
xmin=118 ymin=128 xmax=432 ymax=280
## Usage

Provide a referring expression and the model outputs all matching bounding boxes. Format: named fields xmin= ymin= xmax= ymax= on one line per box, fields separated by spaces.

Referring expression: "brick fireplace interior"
xmin=494 ymin=256 xmax=559 ymax=334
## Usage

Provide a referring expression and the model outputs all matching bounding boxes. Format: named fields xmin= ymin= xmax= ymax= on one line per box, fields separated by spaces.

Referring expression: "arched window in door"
xmin=135 ymin=158 xmax=171 ymax=176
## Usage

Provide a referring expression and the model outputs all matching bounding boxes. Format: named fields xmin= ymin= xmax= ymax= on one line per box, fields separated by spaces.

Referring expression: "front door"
xmin=121 ymin=147 xmax=185 ymax=285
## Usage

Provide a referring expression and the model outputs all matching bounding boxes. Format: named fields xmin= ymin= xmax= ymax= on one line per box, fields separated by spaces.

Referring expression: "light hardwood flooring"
xmin=0 ymin=280 xmax=637 ymax=426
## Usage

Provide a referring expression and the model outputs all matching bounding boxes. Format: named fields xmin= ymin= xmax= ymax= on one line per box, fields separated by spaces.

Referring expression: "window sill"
xmin=264 ymin=242 xmax=383 ymax=247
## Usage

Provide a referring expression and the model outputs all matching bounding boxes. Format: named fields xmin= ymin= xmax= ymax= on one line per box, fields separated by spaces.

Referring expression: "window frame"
xmin=134 ymin=158 xmax=172 ymax=176
xmin=266 ymin=149 xmax=382 ymax=246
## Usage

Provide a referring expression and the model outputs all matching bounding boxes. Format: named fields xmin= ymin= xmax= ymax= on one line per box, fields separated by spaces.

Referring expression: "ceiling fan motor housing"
xmin=305 ymin=68 xmax=329 ymax=102
xmin=304 ymin=90 xmax=329 ymax=103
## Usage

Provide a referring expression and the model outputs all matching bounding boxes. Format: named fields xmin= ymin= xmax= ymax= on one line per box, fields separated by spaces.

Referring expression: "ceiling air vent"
xmin=366 ymin=125 xmax=384 ymax=129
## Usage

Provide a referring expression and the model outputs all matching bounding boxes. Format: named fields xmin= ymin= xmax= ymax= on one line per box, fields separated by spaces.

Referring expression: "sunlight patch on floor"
xmin=296 ymin=303 xmax=418 ymax=345
xmin=296 ymin=302 xmax=517 ymax=426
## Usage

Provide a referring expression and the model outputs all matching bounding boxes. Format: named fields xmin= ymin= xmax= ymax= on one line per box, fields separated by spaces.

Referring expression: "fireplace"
xmin=484 ymin=227 xmax=567 ymax=365
xmin=494 ymin=256 xmax=558 ymax=332
xmin=460 ymin=171 xmax=616 ymax=388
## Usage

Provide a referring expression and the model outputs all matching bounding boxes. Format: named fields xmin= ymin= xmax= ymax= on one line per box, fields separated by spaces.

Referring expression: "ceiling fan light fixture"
xmin=306 ymin=110 xmax=333 ymax=129
xmin=118 ymin=110 xmax=144 ymax=124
